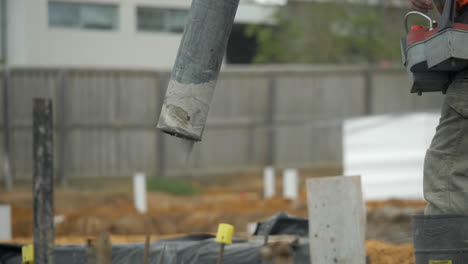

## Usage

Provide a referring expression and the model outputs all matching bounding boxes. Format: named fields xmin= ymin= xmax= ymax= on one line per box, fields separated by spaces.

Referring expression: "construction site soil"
xmin=0 ymin=173 xmax=425 ymax=264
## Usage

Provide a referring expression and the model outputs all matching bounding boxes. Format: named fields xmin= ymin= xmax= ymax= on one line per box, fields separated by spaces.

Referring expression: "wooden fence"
xmin=0 ymin=65 xmax=444 ymax=182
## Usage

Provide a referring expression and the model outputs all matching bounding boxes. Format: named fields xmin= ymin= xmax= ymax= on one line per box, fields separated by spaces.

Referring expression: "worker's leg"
xmin=424 ymin=78 xmax=468 ymax=215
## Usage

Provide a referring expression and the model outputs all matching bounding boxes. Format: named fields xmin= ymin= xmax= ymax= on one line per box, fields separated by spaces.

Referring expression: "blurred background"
xmin=0 ymin=0 xmax=442 ymax=182
xmin=0 ymin=0 xmax=444 ymax=255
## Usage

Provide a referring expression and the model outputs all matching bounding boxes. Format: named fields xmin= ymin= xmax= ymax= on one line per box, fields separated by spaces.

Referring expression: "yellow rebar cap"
xmin=215 ymin=223 xmax=234 ymax=244
xmin=22 ymin=245 xmax=34 ymax=264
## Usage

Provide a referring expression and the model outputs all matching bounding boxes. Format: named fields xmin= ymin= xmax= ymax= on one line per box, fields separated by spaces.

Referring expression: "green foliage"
xmin=246 ymin=11 xmax=301 ymax=63
xmin=246 ymin=2 xmax=410 ymax=64
xmin=333 ymin=8 xmax=383 ymax=62
xmin=147 ymin=177 xmax=200 ymax=195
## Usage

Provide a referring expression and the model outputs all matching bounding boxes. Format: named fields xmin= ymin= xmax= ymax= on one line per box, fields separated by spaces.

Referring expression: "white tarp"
xmin=343 ymin=112 xmax=440 ymax=200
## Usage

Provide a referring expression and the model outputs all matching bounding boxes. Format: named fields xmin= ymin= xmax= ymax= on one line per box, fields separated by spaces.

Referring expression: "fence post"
xmin=266 ymin=73 xmax=276 ymax=166
xmin=156 ymin=72 xmax=168 ymax=177
xmin=56 ymin=69 xmax=68 ymax=186
xmin=363 ymin=67 xmax=374 ymax=115
xmin=1 ymin=0 xmax=7 ymax=64
xmin=33 ymin=98 xmax=55 ymax=264
xmin=2 ymin=68 xmax=12 ymax=190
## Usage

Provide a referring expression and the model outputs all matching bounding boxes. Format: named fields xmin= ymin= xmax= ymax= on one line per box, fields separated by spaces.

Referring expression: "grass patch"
xmin=147 ymin=177 xmax=200 ymax=195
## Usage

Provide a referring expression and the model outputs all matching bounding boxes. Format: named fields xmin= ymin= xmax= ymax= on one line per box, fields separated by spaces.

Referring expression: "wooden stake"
xmin=144 ymin=234 xmax=150 ymax=264
xmin=96 ymin=232 xmax=111 ymax=264
xmin=86 ymin=237 xmax=97 ymax=264
xmin=216 ymin=244 xmax=225 ymax=264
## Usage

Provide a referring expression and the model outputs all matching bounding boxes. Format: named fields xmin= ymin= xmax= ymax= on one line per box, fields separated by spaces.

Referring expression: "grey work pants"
xmin=424 ymin=78 xmax=468 ymax=215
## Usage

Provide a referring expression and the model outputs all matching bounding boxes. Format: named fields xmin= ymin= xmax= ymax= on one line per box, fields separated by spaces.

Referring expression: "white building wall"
xmin=7 ymin=0 xmax=29 ymax=65
xmin=6 ymin=0 xmax=278 ymax=69
xmin=7 ymin=0 xmax=192 ymax=69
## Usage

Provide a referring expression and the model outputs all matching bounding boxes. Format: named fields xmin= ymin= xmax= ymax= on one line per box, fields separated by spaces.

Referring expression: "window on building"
xmin=137 ymin=7 xmax=188 ymax=33
xmin=48 ymin=1 xmax=119 ymax=30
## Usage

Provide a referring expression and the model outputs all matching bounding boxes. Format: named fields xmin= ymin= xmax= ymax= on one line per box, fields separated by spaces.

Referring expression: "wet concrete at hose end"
xmin=181 ymin=139 xmax=195 ymax=167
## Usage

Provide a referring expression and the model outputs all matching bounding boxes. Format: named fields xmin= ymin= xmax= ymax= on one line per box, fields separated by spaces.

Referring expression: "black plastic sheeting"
xmin=0 ymin=212 xmax=311 ymax=264
xmin=254 ymin=212 xmax=308 ymax=237
xmin=0 ymin=244 xmax=21 ymax=264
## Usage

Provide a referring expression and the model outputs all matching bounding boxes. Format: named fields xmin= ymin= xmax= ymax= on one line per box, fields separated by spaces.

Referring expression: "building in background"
xmin=1 ymin=0 xmax=280 ymax=69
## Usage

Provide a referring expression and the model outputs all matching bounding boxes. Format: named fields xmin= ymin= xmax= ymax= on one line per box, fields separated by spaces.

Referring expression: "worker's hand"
xmin=409 ymin=0 xmax=433 ymax=13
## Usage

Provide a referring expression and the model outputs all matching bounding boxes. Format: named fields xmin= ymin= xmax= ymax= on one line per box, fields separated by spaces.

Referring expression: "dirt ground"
xmin=0 ymin=172 xmax=424 ymax=263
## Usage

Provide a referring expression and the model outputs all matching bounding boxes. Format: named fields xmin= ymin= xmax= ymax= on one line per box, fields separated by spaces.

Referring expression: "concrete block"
xmin=307 ymin=176 xmax=365 ymax=264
